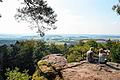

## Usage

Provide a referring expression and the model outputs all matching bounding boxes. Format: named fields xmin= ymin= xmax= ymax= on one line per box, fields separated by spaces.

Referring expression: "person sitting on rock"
xmin=86 ymin=47 xmax=94 ymax=63
xmin=98 ymin=48 xmax=107 ymax=64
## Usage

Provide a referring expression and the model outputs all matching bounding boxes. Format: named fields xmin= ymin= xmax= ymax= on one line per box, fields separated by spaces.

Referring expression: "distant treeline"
xmin=0 ymin=40 xmax=17 ymax=45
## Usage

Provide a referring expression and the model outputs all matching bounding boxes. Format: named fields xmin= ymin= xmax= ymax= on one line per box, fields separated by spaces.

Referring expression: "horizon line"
xmin=0 ymin=33 xmax=120 ymax=36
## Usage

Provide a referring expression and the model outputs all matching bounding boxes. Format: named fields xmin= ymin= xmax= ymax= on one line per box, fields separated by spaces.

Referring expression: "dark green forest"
xmin=0 ymin=39 xmax=120 ymax=80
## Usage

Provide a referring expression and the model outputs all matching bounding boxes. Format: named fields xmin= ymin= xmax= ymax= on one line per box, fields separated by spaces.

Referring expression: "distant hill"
xmin=0 ymin=34 xmax=120 ymax=45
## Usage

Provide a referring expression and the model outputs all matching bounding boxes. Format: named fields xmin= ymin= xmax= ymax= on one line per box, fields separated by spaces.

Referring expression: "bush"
xmin=86 ymin=40 xmax=98 ymax=48
xmin=67 ymin=52 xmax=83 ymax=62
xmin=5 ymin=67 xmax=31 ymax=80
xmin=67 ymin=46 xmax=86 ymax=63
xmin=110 ymin=43 xmax=120 ymax=63
xmin=32 ymin=70 xmax=48 ymax=80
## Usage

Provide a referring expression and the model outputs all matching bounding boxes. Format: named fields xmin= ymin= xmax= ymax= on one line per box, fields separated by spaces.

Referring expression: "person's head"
xmin=103 ymin=47 xmax=106 ymax=50
xmin=99 ymin=48 xmax=104 ymax=53
xmin=90 ymin=47 xmax=94 ymax=51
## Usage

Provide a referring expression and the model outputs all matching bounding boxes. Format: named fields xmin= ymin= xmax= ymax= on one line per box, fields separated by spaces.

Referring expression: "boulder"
xmin=32 ymin=54 xmax=67 ymax=80
xmin=62 ymin=61 xmax=120 ymax=80
xmin=41 ymin=54 xmax=67 ymax=70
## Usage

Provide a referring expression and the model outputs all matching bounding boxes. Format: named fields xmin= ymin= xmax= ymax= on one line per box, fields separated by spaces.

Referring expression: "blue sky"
xmin=0 ymin=0 xmax=120 ymax=35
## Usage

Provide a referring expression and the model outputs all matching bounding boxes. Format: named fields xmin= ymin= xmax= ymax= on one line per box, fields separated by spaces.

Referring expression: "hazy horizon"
xmin=0 ymin=33 xmax=120 ymax=36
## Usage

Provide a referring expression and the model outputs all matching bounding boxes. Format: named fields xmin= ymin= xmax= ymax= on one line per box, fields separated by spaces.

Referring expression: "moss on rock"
xmin=32 ymin=55 xmax=65 ymax=80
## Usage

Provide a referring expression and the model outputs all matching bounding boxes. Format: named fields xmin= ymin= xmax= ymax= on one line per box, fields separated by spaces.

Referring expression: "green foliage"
xmin=0 ymin=74 xmax=3 ymax=80
xmin=0 ymin=39 xmax=120 ymax=80
xmin=37 ymin=60 xmax=49 ymax=67
xmin=66 ymin=40 xmax=100 ymax=63
xmin=112 ymin=0 xmax=120 ymax=15
xmin=32 ymin=40 xmax=48 ymax=63
xmin=48 ymin=43 xmax=65 ymax=54
xmin=5 ymin=67 xmax=31 ymax=80
xmin=0 ymin=0 xmax=2 ymax=2
xmin=97 ymin=43 xmax=105 ymax=49
xmin=15 ymin=0 xmax=57 ymax=36
xmin=33 ymin=60 xmax=62 ymax=80
xmin=67 ymin=45 xmax=88 ymax=62
xmin=0 ymin=40 xmax=66 ymax=79
xmin=106 ymin=39 xmax=113 ymax=50
xmin=85 ymin=40 xmax=98 ymax=48
xmin=78 ymin=40 xmax=84 ymax=46
xmin=32 ymin=70 xmax=48 ymax=80
xmin=110 ymin=43 xmax=120 ymax=63
xmin=67 ymin=51 xmax=81 ymax=62
xmin=0 ymin=40 xmax=48 ymax=77
xmin=1 ymin=0 xmax=57 ymax=36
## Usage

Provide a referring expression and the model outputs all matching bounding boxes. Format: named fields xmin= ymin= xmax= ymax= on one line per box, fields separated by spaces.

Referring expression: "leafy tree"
xmin=78 ymin=40 xmax=84 ymax=46
xmin=0 ymin=45 xmax=9 ymax=79
xmin=0 ymin=0 xmax=57 ymax=36
xmin=63 ymin=43 xmax=69 ymax=55
xmin=112 ymin=0 xmax=120 ymax=15
xmin=48 ymin=43 xmax=64 ymax=54
xmin=67 ymin=46 xmax=86 ymax=62
xmin=15 ymin=0 xmax=57 ymax=36
xmin=110 ymin=43 xmax=120 ymax=63
xmin=97 ymin=43 xmax=105 ymax=49
xmin=67 ymin=51 xmax=82 ymax=63
xmin=85 ymin=40 xmax=98 ymax=48
xmin=5 ymin=67 xmax=31 ymax=80
xmin=106 ymin=39 xmax=113 ymax=50
xmin=32 ymin=40 xmax=48 ymax=64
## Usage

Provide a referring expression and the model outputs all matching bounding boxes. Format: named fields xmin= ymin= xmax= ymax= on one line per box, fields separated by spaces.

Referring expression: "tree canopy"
xmin=112 ymin=0 xmax=120 ymax=15
xmin=0 ymin=0 xmax=57 ymax=36
xmin=15 ymin=0 xmax=57 ymax=36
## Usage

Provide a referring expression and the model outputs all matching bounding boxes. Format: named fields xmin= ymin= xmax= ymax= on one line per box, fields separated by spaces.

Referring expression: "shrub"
xmin=5 ymin=67 xmax=31 ymax=80
xmin=110 ymin=43 xmax=120 ymax=63
xmin=67 ymin=46 xmax=85 ymax=63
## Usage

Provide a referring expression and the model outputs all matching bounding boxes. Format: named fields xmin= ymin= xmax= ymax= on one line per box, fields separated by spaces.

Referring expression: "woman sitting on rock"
xmin=98 ymin=48 xmax=107 ymax=64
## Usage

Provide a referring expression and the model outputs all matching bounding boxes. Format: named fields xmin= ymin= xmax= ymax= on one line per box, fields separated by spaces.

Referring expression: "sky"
xmin=0 ymin=0 xmax=120 ymax=35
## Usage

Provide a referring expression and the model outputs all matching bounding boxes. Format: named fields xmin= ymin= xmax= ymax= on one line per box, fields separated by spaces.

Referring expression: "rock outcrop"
xmin=32 ymin=54 xmax=67 ymax=80
xmin=32 ymin=54 xmax=120 ymax=80
xmin=62 ymin=62 xmax=120 ymax=80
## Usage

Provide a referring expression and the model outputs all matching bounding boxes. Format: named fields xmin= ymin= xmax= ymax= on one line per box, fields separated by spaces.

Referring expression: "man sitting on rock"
xmin=86 ymin=47 xmax=95 ymax=63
